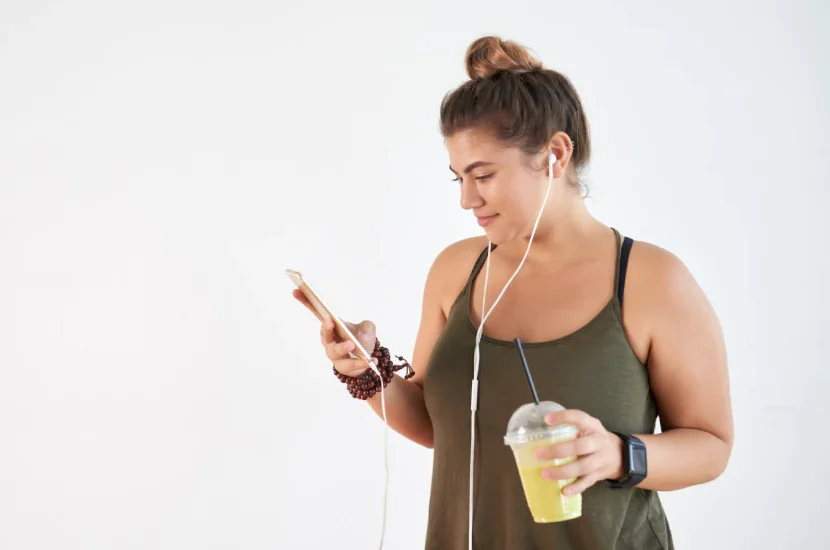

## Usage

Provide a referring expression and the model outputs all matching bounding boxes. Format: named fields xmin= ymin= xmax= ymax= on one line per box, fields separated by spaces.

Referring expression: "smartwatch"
xmin=603 ymin=433 xmax=647 ymax=489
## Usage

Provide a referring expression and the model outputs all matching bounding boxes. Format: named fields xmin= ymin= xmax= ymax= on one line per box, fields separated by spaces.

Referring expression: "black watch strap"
xmin=603 ymin=432 xmax=647 ymax=489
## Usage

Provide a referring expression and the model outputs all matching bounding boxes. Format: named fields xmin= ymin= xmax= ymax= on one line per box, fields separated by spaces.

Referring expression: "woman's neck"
xmin=496 ymin=194 xmax=606 ymax=268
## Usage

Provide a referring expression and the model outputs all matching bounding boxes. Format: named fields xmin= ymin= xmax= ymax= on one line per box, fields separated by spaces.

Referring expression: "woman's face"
xmin=446 ymin=127 xmax=552 ymax=245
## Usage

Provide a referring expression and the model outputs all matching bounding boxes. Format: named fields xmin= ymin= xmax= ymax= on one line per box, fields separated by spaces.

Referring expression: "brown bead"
xmin=334 ymin=339 xmax=415 ymax=398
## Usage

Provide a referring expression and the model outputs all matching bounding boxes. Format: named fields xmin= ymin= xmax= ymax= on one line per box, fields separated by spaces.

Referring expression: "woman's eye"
xmin=452 ymin=173 xmax=493 ymax=184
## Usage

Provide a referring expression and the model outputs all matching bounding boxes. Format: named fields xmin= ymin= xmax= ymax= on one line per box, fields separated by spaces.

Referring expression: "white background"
xmin=1 ymin=1 xmax=828 ymax=548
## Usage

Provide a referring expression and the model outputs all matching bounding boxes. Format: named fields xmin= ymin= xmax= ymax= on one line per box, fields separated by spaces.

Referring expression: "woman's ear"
xmin=546 ymin=131 xmax=574 ymax=176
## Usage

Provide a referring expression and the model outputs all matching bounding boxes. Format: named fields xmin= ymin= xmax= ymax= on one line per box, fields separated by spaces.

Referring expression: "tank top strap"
xmin=612 ymin=227 xmax=635 ymax=307
xmin=463 ymin=242 xmax=496 ymax=296
xmin=612 ymin=228 xmax=623 ymax=295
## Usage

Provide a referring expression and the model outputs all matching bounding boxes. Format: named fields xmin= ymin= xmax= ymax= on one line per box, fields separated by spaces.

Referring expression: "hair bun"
xmin=465 ymin=36 xmax=543 ymax=80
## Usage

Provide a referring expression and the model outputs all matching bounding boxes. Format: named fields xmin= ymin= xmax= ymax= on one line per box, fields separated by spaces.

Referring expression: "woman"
xmin=293 ymin=36 xmax=732 ymax=550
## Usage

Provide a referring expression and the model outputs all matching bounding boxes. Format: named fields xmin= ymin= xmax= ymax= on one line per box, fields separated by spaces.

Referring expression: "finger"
xmin=535 ymin=433 xmax=601 ymax=460
xmin=542 ymin=453 xmax=603 ymax=481
xmin=333 ymin=357 xmax=377 ymax=377
xmin=292 ymin=290 xmax=323 ymax=321
xmin=544 ymin=409 xmax=603 ymax=433
xmin=291 ymin=288 xmax=309 ymax=306
xmin=320 ymin=318 xmax=336 ymax=345
xmin=561 ymin=473 xmax=598 ymax=497
xmin=354 ymin=320 xmax=377 ymax=349
xmin=326 ymin=339 xmax=356 ymax=361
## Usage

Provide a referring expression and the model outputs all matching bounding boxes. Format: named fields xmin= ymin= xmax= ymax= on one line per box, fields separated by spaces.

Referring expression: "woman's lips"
xmin=476 ymin=214 xmax=498 ymax=227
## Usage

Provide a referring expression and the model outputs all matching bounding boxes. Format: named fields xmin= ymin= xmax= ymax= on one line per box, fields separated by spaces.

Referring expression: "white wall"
xmin=1 ymin=1 xmax=828 ymax=548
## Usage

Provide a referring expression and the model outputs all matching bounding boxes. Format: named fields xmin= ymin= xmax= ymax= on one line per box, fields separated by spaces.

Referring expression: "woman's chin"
xmin=481 ymin=226 xmax=512 ymax=246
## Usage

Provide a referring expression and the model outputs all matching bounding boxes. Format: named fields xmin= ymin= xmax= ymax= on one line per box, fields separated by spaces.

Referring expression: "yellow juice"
xmin=511 ymin=436 xmax=582 ymax=523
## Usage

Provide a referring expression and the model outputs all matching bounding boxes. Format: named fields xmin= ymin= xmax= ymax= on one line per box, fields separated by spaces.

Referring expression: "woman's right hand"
xmin=292 ymin=289 xmax=378 ymax=377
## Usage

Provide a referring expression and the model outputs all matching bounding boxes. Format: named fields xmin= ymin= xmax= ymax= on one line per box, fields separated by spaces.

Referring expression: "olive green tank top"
xmin=422 ymin=229 xmax=674 ymax=549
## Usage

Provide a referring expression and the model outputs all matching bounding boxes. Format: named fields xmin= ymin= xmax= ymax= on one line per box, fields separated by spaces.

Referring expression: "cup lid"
xmin=503 ymin=401 xmax=578 ymax=446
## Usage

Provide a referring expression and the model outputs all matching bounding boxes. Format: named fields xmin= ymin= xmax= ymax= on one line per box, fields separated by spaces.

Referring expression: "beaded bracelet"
xmin=332 ymin=339 xmax=415 ymax=400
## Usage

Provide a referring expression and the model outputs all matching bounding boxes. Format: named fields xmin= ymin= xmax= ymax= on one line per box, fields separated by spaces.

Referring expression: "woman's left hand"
xmin=535 ymin=409 xmax=625 ymax=496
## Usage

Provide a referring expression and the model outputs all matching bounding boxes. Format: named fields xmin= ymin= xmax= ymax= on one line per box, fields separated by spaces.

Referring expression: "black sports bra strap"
xmin=466 ymin=234 xmax=633 ymax=307
xmin=617 ymin=236 xmax=634 ymax=308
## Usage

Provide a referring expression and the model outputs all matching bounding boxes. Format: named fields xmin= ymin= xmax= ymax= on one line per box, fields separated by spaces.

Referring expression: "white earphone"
xmin=467 ymin=150 xmax=557 ymax=550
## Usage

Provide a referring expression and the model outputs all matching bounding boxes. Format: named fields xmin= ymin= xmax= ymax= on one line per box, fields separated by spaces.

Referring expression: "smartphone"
xmin=285 ymin=269 xmax=373 ymax=364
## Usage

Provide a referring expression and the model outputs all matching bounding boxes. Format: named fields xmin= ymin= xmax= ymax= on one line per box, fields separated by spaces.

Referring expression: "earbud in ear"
xmin=549 ymin=152 xmax=557 ymax=164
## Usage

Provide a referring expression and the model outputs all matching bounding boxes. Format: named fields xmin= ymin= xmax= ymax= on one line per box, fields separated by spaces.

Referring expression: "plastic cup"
xmin=504 ymin=401 xmax=582 ymax=523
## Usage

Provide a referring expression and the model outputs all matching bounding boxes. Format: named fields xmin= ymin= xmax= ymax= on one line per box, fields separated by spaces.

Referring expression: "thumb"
xmin=356 ymin=320 xmax=377 ymax=347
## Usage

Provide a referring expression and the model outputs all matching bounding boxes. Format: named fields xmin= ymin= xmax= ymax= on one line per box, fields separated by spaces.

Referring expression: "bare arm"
xmin=365 ymin=241 xmax=487 ymax=447
xmin=293 ymin=239 xmax=482 ymax=449
xmin=360 ymin=252 xmax=450 ymax=448
xmin=537 ymin=242 xmax=734 ymax=495
xmin=629 ymin=244 xmax=734 ymax=491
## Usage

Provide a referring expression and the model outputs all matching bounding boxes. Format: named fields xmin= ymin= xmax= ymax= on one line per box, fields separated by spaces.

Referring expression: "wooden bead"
xmin=333 ymin=339 xmax=415 ymax=399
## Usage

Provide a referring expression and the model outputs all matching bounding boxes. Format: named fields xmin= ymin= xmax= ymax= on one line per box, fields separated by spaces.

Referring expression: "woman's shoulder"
xmin=425 ymin=236 xmax=490 ymax=314
xmin=619 ymin=235 xmax=712 ymax=363
xmin=624 ymin=236 xmax=713 ymax=337
xmin=430 ymin=236 xmax=490 ymax=280
xmin=433 ymin=235 xmax=490 ymax=270
xmin=625 ymin=237 xmax=697 ymax=300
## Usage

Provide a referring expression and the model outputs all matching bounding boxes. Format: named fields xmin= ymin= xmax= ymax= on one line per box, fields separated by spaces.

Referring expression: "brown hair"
xmin=440 ymin=36 xmax=591 ymax=189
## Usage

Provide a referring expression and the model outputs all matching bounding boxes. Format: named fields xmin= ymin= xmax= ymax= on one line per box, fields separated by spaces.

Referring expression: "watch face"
xmin=632 ymin=447 xmax=647 ymax=475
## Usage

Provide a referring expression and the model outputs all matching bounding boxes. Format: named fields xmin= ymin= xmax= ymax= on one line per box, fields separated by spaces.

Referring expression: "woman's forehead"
xmin=446 ymin=129 xmax=517 ymax=165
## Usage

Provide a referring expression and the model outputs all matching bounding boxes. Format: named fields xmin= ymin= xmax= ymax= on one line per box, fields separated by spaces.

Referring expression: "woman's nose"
xmin=459 ymin=179 xmax=484 ymax=210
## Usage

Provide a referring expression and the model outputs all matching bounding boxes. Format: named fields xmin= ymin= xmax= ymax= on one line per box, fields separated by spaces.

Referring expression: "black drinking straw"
xmin=514 ymin=338 xmax=540 ymax=405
